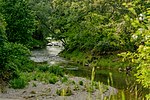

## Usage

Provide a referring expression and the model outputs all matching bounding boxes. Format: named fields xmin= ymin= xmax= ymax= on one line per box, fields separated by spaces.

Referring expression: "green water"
xmin=65 ymin=66 xmax=149 ymax=100
xmin=66 ymin=67 xmax=133 ymax=88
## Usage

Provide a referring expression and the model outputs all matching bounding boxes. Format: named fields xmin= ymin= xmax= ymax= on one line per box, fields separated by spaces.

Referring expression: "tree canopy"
xmin=0 ymin=0 xmax=149 ymax=99
xmin=1 ymin=0 xmax=36 ymax=47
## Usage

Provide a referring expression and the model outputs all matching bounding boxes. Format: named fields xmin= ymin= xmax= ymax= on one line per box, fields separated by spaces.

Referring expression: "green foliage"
xmin=61 ymin=49 xmax=87 ymax=65
xmin=17 ymin=64 xmax=65 ymax=85
xmin=96 ymin=55 xmax=129 ymax=69
xmin=0 ymin=13 xmax=7 ymax=46
xmin=19 ymin=64 xmax=65 ymax=84
xmin=0 ymin=42 xmax=31 ymax=80
xmin=146 ymin=94 xmax=150 ymax=100
xmin=79 ymin=81 xmax=83 ymax=86
xmin=119 ymin=1 xmax=150 ymax=99
xmin=28 ymin=0 xmax=51 ymax=38
xmin=48 ymin=66 xmax=64 ymax=77
xmin=1 ymin=0 xmax=35 ymax=47
xmin=135 ymin=45 xmax=150 ymax=88
xmin=37 ymin=64 xmax=49 ymax=72
xmin=56 ymin=87 xmax=72 ymax=96
xmin=48 ymin=73 xmax=59 ymax=84
xmin=28 ymin=0 xmax=133 ymax=53
xmin=28 ymin=0 xmax=54 ymax=47
xmin=36 ymin=64 xmax=64 ymax=76
xmin=24 ymin=71 xmax=59 ymax=84
xmin=0 ymin=10 xmax=34 ymax=82
xmin=9 ymin=77 xmax=28 ymax=89
xmin=61 ymin=76 xmax=68 ymax=83
xmin=62 ymin=50 xmax=128 ymax=70
xmin=50 ymin=0 xmax=141 ymax=55
xmin=67 ymin=11 xmax=121 ymax=52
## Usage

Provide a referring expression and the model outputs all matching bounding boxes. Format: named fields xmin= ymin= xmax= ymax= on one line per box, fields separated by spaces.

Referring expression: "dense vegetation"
xmin=0 ymin=0 xmax=149 ymax=99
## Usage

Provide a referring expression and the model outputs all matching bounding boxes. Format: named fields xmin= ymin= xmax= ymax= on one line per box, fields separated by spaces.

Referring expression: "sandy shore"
xmin=0 ymin=76 xmax=118 ymax=100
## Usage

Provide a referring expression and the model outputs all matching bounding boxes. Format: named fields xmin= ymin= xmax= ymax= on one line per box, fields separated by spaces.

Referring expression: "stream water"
xmin=30 ymin=41 xmax=148 ymax=99
xmin=30 ymin=41 xmax=66 ymax=65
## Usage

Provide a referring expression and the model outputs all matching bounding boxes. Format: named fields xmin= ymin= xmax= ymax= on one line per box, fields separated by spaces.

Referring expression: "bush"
xmin=1 ymin=0 xmax=36 ymax=47
xmin=61 ymin=76 xmax=68 ymax=83
xmin=9 ymin=77 xmax=28 ymax=89
xmin=0 ymin=13 xmax=7 ymax=46
xmin=0 ymin=42 xmax=31 ymax=80
xmin=48 ymin=74 xmax=59 ymax=84
xmin=48 ymin=66 xmax=64 ymax=77
xmin=37 ymin=64 xmax=49 ymax=72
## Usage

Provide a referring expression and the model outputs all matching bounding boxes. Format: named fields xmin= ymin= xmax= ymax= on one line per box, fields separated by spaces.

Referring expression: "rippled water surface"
xmin=30 ymin=41 xmax=66 ymax=65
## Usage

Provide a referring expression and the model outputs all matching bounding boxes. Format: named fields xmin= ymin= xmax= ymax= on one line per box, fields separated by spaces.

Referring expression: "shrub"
xmin=0 ymin=42 xmax=31 ymax=80
xmin=1 ymin=0 xmax=36 ymax=47
xmin=0 ymin=13 xmax=7 ymax=46
xmin=37 ymin=64 xmax=49 ymax=72
xmin=48 ymin=66 xmax=64 ymax=76
xmin=9 ymin=77 xmax=28 ymax=89
xmin=61 ymin=76 xmax=68 ymax=83
xmin=48 ymin=74 xmax=59 ymax=84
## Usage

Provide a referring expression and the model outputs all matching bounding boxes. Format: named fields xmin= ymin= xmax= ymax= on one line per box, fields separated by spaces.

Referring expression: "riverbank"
xmin=60 ymin=49 xmax=149 ymax=100
xmin=0 ymin=76 xmax=117 ymax=100
xmin=60 ymin=50 xmax=129 ymax=70
xmin=0 ymin=41 xmax=118 ymax=100
xmin=29 ymin=41 xmax=150 ymax=99
xmin=0 ymin=41 xmax=148 ymax=100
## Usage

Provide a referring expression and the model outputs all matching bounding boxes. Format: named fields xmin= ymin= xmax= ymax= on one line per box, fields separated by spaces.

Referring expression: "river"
xmin=30 ymin=40 xmax=148 ymax=100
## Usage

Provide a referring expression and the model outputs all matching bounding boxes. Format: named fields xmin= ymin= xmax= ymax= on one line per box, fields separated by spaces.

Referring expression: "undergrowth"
xmin=61 ymin=50 xmax=129 ymax=70
xmin=9 ymin=64 xmax=65 ymax=88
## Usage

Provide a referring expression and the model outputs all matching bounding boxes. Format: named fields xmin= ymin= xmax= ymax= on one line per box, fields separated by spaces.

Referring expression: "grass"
xmin=61 ymin=76 xmax=68 ymax=83
xmin=9 ymin=64 xmax=65 ymax=88
xmin=36 ymin=64 xmax=64 ymax=76
xmin=61 ymin=50 xmax=88 ymax=66
xmin=9 ymin=77 xmax=28 ymax=89
xmin=56 ymin=87 xmax=73 ymax=96
xmin=61 ymin=50 xmax=129 ymax=70
xmin=96 ymin=55 xmax=129 ymax=70
xmin=89 ymin=68 xmax=148 ymax=100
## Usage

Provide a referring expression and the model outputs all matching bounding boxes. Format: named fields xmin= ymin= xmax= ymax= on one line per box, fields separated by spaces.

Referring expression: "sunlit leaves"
xmin=120 ymin=1 xmax=150 ymax=99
